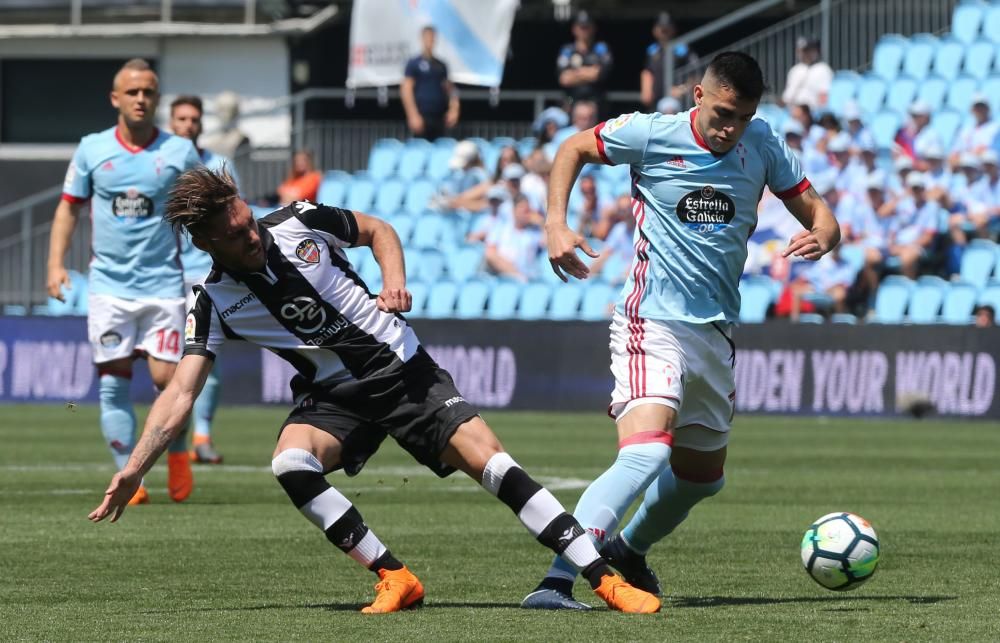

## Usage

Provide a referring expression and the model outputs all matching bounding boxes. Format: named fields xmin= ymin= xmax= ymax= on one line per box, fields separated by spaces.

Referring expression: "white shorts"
xmin=609 ymin=311 xmax=736 ymax=449
xmin=87 ymin=293 xmax=186 ymax=364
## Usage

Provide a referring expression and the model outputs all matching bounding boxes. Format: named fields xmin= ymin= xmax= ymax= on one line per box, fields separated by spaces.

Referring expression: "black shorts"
xmin=279 ymin=348 xmax=478 ymax=478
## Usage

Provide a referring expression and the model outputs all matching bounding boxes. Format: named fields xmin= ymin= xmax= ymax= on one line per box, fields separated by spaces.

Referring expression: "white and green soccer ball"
xmin=800 ymin=512 xmax=880 ymax=591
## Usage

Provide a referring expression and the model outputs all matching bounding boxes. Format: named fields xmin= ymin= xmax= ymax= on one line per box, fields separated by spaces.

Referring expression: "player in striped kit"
xmin=523 ymin=52 xmax=841 ymax=610
xmin=88 ymin=166 xmax=660 ymax=615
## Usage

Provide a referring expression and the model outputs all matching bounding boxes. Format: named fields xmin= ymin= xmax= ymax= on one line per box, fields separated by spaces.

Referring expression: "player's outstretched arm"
xmin=354 ymin=212 xmax=411 ymax=313
xmin=782 ymin=185 xmax=842 ymax=261
xmin=88 ymin=354 xmax=212 ymax=523
xmin=46 ymin=199 xmax=83 ymax=301
xmin=546 ymin=130 xmax=603 ymax=281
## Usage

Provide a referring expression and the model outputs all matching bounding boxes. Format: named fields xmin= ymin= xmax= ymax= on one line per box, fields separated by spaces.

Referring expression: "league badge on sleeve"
xmin=602 ymin=113 xmax=634 ymax=136
xmin=296 ymin=239 xmax=321 ymax=264
xmin=184 ymin=313 xmax=196 ymax=343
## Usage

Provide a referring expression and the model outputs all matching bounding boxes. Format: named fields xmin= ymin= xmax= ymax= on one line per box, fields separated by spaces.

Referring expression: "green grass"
xmin=2 ymin=405 xmax=998 ymax=641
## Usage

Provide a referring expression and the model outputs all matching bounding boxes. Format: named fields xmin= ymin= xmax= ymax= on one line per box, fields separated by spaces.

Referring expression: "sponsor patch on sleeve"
xmin=601 ymin=113 xmax=634 ymax=137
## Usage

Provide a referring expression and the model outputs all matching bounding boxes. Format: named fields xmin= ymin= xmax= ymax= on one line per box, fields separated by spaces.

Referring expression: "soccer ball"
xmin=800 ymin=512 xmax=880 ymax=591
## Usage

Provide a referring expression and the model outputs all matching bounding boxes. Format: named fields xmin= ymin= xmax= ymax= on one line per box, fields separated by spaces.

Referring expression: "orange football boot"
xmin=127 ymin=485 xmax=149 ymax=505
xmin=167 ymin=452 xmax=194 ymax=502
xmin=593 ymin=573 xmax=661 ymax=614
xmin=360 ymin=566 xmax=425 ymax=614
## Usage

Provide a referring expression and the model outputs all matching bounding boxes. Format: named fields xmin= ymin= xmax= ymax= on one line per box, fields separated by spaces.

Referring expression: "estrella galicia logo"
xmin=676 ymin=185 xmax=736 ymax=233
xmin=99 ymin=331 xmax=122 ymax=348
xmin=280 ymin=296 xmax=326 ymax=333
xmin=111 ymin=189 xmax=153 ymax=218
xmin=295 ymin=239 xmax=321 ymax=264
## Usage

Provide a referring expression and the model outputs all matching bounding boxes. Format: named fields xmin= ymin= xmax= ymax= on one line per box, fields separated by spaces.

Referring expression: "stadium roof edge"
xmin=0 ymin=3 xmax=337 ymax=39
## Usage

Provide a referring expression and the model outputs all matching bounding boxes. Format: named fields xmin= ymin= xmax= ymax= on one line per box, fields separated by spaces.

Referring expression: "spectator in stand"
xmin=446 ymin=141 xmax=489 ymax=194
xmin=977 ymin=150 xmax=1000 ymax=222
xmin=827 ymin=133 xmax=854 ymax=193
xmin=401 ymin=25 xmax=460 ymax=141
xmin=922 ymin=144 xmax=953 ymax=204
xmin=590 ymin=197 xmax=636 ymax=286
xmin=891 ymin=172 xmax=943 ymax=279
xmin=948 ymin=153 xmax=993 ymax=245
xmin=544 ymin=99 xmax=599 ymax=161
xmin=467 ymin=184 xmax=510 ymax=244
xmin=781 ymin=37 xmax=833 ymax=112
xmin=276 ymin=149 xmax=321 ymax=204
xmin=571 ymin=171 xmax=612 ymax=239
xmin=440 ymin=145 xmax=520 ymax=213
xmin=841 ymin=135 xmax=879 ymax=199
xmin=532 ymin=106 xmax=570 ymax=150
xmin=640 ymin=12 xmax=700 ymax=110
xmin=848 ymin=173 xmax=894 ymax=299
xmin=974 ymin=304 xmax=996 ymax=328
xmin=556 ymin=11 xmax=613 ymax=109
xmin=888 ymin=155 xmax=915 ymax=198
xmin=813 ymin=170 xmax=859 ymax=240
xmin=950 ymin=94 xmax=999 ymax=166
xmin=784 ymin=247 xmax=856 ymax=321
xmin=895 ymin=101 xmax=941 ymax=168
xmin=484 ymin=194 xmax=545 ymax=282
xmin=520 ymin=148 xmax=551 ymax=215
xmin=842 ymin=102 xmax=871 ymax=148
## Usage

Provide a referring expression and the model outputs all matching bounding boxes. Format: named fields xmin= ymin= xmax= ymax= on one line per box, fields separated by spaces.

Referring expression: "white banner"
xmin=348 ymin=0 xmax=518 ymax=88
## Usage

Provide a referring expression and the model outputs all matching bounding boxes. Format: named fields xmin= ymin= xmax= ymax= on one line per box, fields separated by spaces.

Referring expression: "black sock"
xmin=368 ymin=550 xmax=404 ymax=573
xmin=581 ymin=560 xmax=613 ymax=590
xmin=537 ymin=576 xmax=576 ymax=596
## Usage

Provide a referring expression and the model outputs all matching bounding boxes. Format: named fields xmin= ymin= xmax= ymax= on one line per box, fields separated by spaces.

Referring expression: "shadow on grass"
xmin=140 ymin=600 xmax=519 ymax=614
xmin=671 ymin=595 xmax=957 ymax=608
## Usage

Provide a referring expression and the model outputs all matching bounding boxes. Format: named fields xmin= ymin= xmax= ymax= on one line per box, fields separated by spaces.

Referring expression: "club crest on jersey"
xmin=295 ymin=239 xmax=321 ymax=264
xmin=676 ymin=185 xmax=736 ymax=233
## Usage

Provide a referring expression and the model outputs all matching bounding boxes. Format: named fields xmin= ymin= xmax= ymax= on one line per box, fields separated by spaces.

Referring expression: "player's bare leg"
xmin=149 ymin=356 xmax=193 ymax=502
xmin=271 ymin=424 xmax=423 ymax=614
xmin=442 ymin=417 xmax=660 ymax=613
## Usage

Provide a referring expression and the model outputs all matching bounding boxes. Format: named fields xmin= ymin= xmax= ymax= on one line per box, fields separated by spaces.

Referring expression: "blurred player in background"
xmin=523 ymin=52 xmax=840 ymax=610
xmin=88 ymin=166 xmax=661 ymax=614
xmin=169 ymin=95 xmax=240 ymax=464
xmin=47 ymin=59 xmax=200 ymax=505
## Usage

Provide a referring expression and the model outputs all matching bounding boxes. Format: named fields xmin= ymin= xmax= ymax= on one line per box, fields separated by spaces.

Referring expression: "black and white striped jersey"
xmin=183 ymin=201 xmax=420 ymax=395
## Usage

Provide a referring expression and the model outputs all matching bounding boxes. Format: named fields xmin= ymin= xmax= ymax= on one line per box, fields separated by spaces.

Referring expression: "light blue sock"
xmin=620 ymin=467 xmax=725 ymax=554
xmin=99 ymin=373 xmax=136 ymax=471
xmin=193 ymin=365 xmax=221 ymax=439
xmin=546 ymin=438 xmax=671 ymax=582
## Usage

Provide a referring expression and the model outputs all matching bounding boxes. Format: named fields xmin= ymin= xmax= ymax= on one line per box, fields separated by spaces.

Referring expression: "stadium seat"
xmin=3 ymin=305 xmax=27 ymax=316
xmin=870 ymin=110 xmax=903 ymax=149
xmin=978 ymin=284 xmax=1000 ymax=312
xmin=367 ymin=138 xmax=403 ymax=180
xmin=885 ymin=76 xmax=918 ymax=114
xmin=797 ymin=313 xmax=825 ymax=324
xmin=425 ymin=281 xmax=460 ymax=318
xmin=981 ymin=76 xmax=1000 ymax=114
xmin=962 ymin=39 xmax=996 ymax=79
xmin=410 ymin=213 xmax=448 ymax=249
xmin=856 ymin=74 xmax=887 ymax=116
xmin=828 ymin=71 xmax=860 ymax=115
xmin=951 ymin=1 xmax=986 ymax=43
xmin=580 ymin=282 xmax=616 ymax=321
xmin=403 ymin=180 xmax=437 ymax=217
xmin=871 ymin=275 xmax=914 ymax=323
xmin=447 ymin=245 xmax=485 ymax=283
xmin=872 ymin=34 xmax=908 ymax=80
xmin=931 ymin=38 xmax=966 ymax=80
xmin=455 ymin=280 xmax=491 ymax=318
xmin=425 ymin=145 xmax=454 ymax=182
xmin=385 ymin=215 xmax=414 ymax=246
xmin=945 ymin=75 xmax=979 ymax=111
xmin=930 ymin=108 xmax=964 ymax=149
xmin=831 ymin=313 xmax=858 ymax=324
xmin=941 ymin=281 xmax=979 ymax=324
xmin=491 ymin=136 xmax=517 ymax=150
xmin=403 ymin=248 xmax=421 ymax=283
xmin=518 ymin=282 xmax=552 ymax=319
xmin=486 ymin=280 xmax=522 ymax=319
xmin=407 ymin=282 xmax=429 ymax=317
xmin=398 ymin=139 xmax=432 ymax=181
xmin=549 ymin=284 xmax=585 ymax=320
xmin=414 ymin=248 xmax=448 ymax=284
xmin=984 ymin=5 xmax=1000 ymax=44
xmin=360 ymin=254 xmax=383 ymax=292
xmin=903 ymin=34 xmax=938 ymax=79
xmin=738 ymin=278 xmax=774 ymax=323
xmin=345 ymin=176 xmax=376 ymax=212
xmin=908 ymin=276 xmax=948 ymax=323
xmin=959 ymin=242 xmax=997 ymax=287
xmin=372 ymin=178 xmax=406 ymax=217
xmin=317 ymin=171 xmax=350 ymax=206
xmin=915 ymin=75 xmax=949 ymax=111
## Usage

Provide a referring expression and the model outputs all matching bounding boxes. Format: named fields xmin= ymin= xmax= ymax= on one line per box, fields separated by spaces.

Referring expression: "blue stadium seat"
xmin=344 ymin=247 xmax=371 ymax=274
xmin=908 ymin=276 xmax=948 ymax=323
xmin=535 ymin=253 xmax=566 ymax=286
xmin=403 ymin=248 xmax=421 ymax=283
xmin=447 ymin=245 xmax=485 ymax=283
xmin=931 ymin=38 xmax=966 ymax=79
xmin=486 ymin=280 xmax=522 ymax=319
xmin=978 ymin=284 xmax=1000 ymax=312
xmin=946 ymin=75 xmax=979 ymax=111
xmin=856 ymin=74 xmax=888 ymax=116
xmin=963 ymin=39 xmax=996 ymax=79
xmin=959 ymin=242 xmax=997 ymax=287
xmin=981 ymin=75 xmax=1000 ymax=114
xmin=385 ymin=214 xmax=414 ymax=246
xmin=738 ymin=278 xmax=774 ymax=323
xmin=407 ymin=282 xmax=429 ymax=317
xmin=317 ymin=170 xmax=350 ymax=206
xmin=3 ymin=305 xmax=27 ymax=316
xmin=403 ymin=180 xmax=437 ymax=217
xmin=367 ymin=138 xmax=403 ymax=180
xmin=885 ymin=76 xmax=919 ymax=114
xmin=931 ymin=108 xmax=964 ymax=149
xmin=872 ymin=35 xmax=908 ymax=80
xmin=797 ymin=313 xmax=826 ymax=324
xmin=372 ymin=178 xmax=406 ymax=217
xmin=425 ymin=281 xmax=459 ymax=318
xmin=831 ymin=313 xmax=858 ymax=324
xmin=345 ymin=176 xmax=376 ymax=212
xmin=915 ymin=75 xmax=949 ymax=111
xmin=869 ymin=110 xmax=903 ymax=149
xmin=580 ymin=282 xmax=617 ymax=321
xmin=903 ymin=34 xmax=938 ymax=79
xmin=397 ymin=140 xmax=432 ymax=181
xmin=951 ymin=1 xmax=986 ymax=44
xmin=410 ymin=213 xmax=449 ymax=249
xmin=941 ymin=281 xmax=979 ymax=324
xmin=871 ymin=275 xmax=914 ymax=323
xmin=360 ymin=254 xmax=383 ymax=292
xmin=414 ymin=248 xmax=448 ymax=284
xmin=455 ymin=280 xmax=491 ymax=318
xmin=984 ymin=5 xmax=1000 ymax=44
xmin=549 ymin=284 xmax=585 ymax=320
xmin=491 ymin=136 xmax=517 ymax=150
xmin=827 ymin=71 xmax=860 ymax=115
xmin=426 ymin=145 xmax=454 ymax=182
xmin=518 ymin=282 xmax=552 ymax=320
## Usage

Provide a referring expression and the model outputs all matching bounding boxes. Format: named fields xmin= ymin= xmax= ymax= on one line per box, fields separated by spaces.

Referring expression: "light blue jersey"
xmin=596 ymin=109 xmax=808 ymax=323
xmin=62 ymin=126 xmax=200 ymax=299
xmin=179 ymin=149 xmax=240 ymax=282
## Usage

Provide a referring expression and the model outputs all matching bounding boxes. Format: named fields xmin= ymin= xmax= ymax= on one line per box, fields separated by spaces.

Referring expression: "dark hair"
xmin=975 ymin=304 xmax=996 ymax=318
xmin=164 ymin=165 xmax=240 ymax=235
xmin=706 ymin=52 xmax=766 ymax=101
xmin=170 ymin=95 xmax=203 ymax=116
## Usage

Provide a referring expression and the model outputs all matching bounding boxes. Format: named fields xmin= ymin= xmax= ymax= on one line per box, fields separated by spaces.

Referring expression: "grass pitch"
xmin=1 ymin=405 xmax=998 ymax=641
